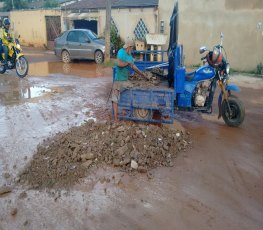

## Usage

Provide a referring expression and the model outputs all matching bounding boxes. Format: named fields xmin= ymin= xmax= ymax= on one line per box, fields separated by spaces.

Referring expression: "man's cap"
xmin=123 ymin=38 xmax=134 ymax=49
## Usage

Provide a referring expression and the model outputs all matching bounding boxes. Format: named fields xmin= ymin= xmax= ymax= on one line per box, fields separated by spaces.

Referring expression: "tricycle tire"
xmin=133 ymin=108 xmax=153 ymax=120
xmin=222 ymin=96 xmax=245 ymax=127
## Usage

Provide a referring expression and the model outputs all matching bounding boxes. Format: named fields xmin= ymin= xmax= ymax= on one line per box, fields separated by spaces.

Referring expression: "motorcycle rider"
xmin=2 ymin=18 xmax=13 ymax=67
xmin=0 ymin=18 xmax=4 ymax=64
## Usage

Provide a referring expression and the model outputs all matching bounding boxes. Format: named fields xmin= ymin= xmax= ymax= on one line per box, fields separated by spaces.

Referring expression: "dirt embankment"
xmin=18 ymin=120 xmax=191 ymax=190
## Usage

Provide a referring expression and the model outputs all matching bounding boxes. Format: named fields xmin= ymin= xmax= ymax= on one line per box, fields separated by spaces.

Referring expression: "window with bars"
xmin=133 ymin=18 xmax=149 ymax=41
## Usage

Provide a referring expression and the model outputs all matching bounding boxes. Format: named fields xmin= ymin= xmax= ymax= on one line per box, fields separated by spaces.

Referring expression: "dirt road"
xmin=0 ymin=49 xmax=262 ymax=230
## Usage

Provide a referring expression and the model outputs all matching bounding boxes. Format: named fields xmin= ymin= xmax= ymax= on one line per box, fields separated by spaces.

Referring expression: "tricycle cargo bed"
xmin=118 ymin=87 xmax=174 ymax=124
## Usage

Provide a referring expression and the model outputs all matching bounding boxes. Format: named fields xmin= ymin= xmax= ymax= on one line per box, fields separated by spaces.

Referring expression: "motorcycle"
xmin=0 ymin=37 xmax=29 ymax=78
xmin=175 ymin=32 xmax=245 ymax=127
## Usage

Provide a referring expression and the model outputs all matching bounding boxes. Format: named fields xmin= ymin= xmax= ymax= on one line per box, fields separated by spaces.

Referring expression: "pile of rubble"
xmin=128 ymin=68 xmax=166 ymax=87
xmin=18 ymin=120 xmax=191 ymax=189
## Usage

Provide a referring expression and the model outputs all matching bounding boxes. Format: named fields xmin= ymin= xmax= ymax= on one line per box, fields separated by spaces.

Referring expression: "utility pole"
xmin=104 ymin=0 xmax=111 ymax=63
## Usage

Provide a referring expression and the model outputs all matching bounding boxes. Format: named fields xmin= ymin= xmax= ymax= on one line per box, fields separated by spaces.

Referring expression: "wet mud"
xmin=0 ymin=52 xmax=262 ymax=230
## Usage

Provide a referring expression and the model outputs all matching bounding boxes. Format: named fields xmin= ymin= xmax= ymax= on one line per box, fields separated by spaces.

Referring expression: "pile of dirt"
xmin=18 ymin=120 xmax=191 ymax=190
xmin=128 ymin=68 xmax=166 ymax=88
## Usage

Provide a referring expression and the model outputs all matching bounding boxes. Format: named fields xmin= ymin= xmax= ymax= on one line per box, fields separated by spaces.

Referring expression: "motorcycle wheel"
xmin=16 ymin=56 xmax=28 ymax=78
xmin=133 ymin=108 xmax=153 ymax=120
xmin=0 ymin=63 xmax=6 ymax=74
xmin=222 ymin=96 xmax=245 ymax=127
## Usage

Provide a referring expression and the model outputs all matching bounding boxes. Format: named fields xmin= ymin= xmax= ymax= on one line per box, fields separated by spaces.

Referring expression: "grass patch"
xmin=231 ymin=69 xmax=263 ymax=78
xmin=102 ymin=59 xmax=116 ymax=67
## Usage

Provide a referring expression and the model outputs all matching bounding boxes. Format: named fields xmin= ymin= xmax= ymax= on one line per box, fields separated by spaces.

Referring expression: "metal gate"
xmin=45 ymin=16 xmax=61 ymax=50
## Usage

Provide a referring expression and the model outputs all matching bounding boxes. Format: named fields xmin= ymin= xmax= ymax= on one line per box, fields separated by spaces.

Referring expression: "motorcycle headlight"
xmin=16 ymin=44 xmax=21 ymax=49
xmin=226 ymin=63 xmax=230 ymax=74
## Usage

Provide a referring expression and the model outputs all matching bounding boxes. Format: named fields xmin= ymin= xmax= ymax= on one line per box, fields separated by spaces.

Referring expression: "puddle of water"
xmin=0 ymin=85 xmax=54 ymax=106
xmin=29 ymin=61 xmax=112 ymax=78
xmin=22 ymin=86 xmax=52 ymax=99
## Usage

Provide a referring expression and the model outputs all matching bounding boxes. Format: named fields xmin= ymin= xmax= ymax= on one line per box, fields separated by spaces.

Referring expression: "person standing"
xmin=112 ymin=38 xmax=145 ymax=121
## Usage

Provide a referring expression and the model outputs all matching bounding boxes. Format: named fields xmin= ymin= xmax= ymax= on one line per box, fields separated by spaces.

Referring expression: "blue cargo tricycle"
xmin=112 ymin=3 xmax=245 ymax=127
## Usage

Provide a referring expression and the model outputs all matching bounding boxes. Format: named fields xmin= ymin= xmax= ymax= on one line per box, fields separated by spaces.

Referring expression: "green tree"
xmin=44 ymin=0 xmax=59 ymax=8
xmin=110 ymin=26 xmax=124 ymax=53
xmin=3 ymin=0 xmax=28 ymax=11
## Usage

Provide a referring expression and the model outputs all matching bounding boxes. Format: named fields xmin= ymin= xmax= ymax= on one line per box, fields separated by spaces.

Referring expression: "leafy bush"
xmin=110 ymin=26 xmax=124 ymax=53
xmin=256 ymin=62 xmax=263 ymax=75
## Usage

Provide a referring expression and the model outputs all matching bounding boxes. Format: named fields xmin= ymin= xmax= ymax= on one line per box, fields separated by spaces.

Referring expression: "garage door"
xmin=74 ymin=20 xmax=98 ymax=34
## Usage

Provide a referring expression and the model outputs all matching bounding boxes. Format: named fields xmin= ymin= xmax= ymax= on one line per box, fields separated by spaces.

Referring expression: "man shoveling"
xmin=112 ymin=39 xmax=146 ymax=121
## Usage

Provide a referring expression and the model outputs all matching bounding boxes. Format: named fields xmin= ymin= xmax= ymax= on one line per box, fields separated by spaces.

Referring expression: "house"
xmin=0 ymin=1 xmax=9 ymax=19
xmin=61 ymin=0 xmax=160 ymax=42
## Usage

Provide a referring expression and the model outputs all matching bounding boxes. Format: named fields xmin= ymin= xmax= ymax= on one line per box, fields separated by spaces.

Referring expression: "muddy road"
xmin=0 ymin=48 xmax=262 ymax=230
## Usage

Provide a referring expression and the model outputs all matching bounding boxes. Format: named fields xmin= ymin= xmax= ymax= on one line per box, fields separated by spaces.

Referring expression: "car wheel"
xmin=94 ymin=50 xmax=104 ymax=64
xmin=61 ymin=50 xmax=71 ymax=63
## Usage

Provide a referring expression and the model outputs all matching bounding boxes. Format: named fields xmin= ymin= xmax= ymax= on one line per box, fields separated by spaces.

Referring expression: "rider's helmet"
xmin=3 ymin=18 xmax=10 ymax=29
xmin=207 ymin=46 xmax=223 ymax=67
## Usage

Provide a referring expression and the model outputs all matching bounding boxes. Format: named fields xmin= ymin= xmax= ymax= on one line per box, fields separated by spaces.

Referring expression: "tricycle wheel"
xmin=133 ymin=108 xmax=153 ymax=120
xmin=222 ymin=97 xmax=245 ymax=127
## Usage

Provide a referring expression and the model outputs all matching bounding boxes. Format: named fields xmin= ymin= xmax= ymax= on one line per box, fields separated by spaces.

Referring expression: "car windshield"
xmin=87 ymin=30 xmax=98 ymax=40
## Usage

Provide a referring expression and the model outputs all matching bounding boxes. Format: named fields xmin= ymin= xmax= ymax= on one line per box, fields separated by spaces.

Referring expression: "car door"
xmin=77 ymin=31 xmax=93 ymax=59
xmin=66 ymin=31 xmax=81 ymax=58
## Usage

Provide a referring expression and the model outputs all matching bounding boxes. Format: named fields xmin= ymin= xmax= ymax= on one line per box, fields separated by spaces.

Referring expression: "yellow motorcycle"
xmin=0 ymin=38 xmax=29 ymax=78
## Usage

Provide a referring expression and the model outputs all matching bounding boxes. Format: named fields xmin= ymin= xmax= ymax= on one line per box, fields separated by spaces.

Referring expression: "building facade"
xmin=9 ymin=0 xmax=263 ymax=71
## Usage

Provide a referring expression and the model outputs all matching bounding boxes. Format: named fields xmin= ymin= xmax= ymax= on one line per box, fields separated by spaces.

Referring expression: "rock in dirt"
xmin=138 ymin=166 xmax=147 ymax=173
xmin=10 ymin=208 xmax=17 ymax=216
xmin=131 ymin=160 xmax=138 ymax=169
xmin=3 ymin=173 xmax=11 ymax=179
xmin=23 ymin=220 xmax=29 ymax=226
xmin=18 ymin=191 xmax=27 ymax=199
xmin=18 ymin=121 xmax=191 ymax=190
xmin=0 ymin=186 xmax=12 ymax=195
xmin=81 ymin=160 xmax=93 ymax=168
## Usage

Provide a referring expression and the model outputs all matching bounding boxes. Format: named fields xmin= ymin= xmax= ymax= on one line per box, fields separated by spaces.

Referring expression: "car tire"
xmin=61 ymin=50 xmax=71 ymax=63
xmin=94 ymin=50 xmax=104 ymax=64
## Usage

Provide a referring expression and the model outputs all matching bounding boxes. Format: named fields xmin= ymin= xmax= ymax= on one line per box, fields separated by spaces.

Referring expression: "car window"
xmin=78 ymin=31 xmax=89 ymax=43
xmin=67 ymin=31 xmax=78 ymax=42
xmin=87 ymin=30 xmax=98 ymax=40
